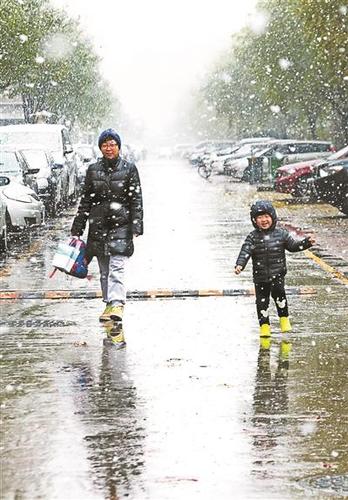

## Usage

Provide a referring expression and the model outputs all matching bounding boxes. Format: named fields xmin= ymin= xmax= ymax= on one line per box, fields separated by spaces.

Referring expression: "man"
xmin=71 ymin=128 xmax=143 ymax=322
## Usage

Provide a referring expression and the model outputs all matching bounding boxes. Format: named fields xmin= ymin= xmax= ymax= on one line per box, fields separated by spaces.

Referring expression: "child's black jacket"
xmin=235 ymin=227 xmax=312 ymax=283
xmin=235 ymin=200 xmax=312 ymax=283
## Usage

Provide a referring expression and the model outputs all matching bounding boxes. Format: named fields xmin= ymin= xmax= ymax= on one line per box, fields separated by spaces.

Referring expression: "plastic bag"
xmin=51 ymin=238 xmax=88 ymax=279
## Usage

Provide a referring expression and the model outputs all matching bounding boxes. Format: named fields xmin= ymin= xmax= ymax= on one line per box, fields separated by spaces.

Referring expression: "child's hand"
xmin=235 ymin=265 xmax=243 ymax=275
xmin=308 ymin=234 xmax=316 ymax=246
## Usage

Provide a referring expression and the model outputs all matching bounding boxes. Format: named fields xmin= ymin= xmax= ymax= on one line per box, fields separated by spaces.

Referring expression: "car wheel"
xmin=5 ymin=210 xmax=14 ymax=232
xmin=69 ymin=178 xmax=79 ymax=205
xmin=198 ymin=164 xmax=211 ymax=179
xmin=294 ymin=176 xmax=311 ymax=198
xmin=0 ymin=224 xmax=7 ymax=253
xmin=47 ymin=195 xmax=59 ymax=217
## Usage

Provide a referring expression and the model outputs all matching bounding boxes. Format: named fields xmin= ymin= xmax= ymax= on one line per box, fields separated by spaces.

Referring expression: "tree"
xmin=0 ymin=0 xmax=118 ymax=129
xmin=193 ymin=0 xmax=347 ymax=146
xmin=295 ymin=0 xmax=348 ymax=144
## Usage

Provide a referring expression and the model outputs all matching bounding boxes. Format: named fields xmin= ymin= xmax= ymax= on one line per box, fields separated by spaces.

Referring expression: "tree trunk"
xmin=306 ymin=110 xmax=317 ymax=139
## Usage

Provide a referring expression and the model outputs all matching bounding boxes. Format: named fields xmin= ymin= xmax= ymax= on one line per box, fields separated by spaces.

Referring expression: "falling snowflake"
xmin=247 ymin=11 xmax=270 ymax=35
xmin=110 ymin=202 xmax=121 ymax=210
xmin=270 ymin=105 xmax=281 ymax=113
xmin=278 ymin=58 xmax=292 ymax=70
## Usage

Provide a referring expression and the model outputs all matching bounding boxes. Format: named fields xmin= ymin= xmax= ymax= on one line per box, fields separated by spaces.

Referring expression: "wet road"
xmin=1 ymin=158 xmax=348 ymax=499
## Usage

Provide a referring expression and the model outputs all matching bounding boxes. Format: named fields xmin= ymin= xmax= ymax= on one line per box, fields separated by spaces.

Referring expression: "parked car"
xmin=275 ymin=145 xmax=348 ymax=197
xmin=0 ymin=147 xmax=39 ymax=192
xmin=20 ymin=148 xmax=64 ymax=216
xmin=0 ymin=177 xmax=8 ymax=252
xmin=222 ymin=142 xmax=273 ymax=176
xmin=0 ymin=124 xmax=79 ymax=205
xmin=306 ymin=160 xmax=348 ymax=214
xmin=0 ymin=176 xmax=44 ymax=231
xmin=188 ymin=140 xmax=237 ymax=165
xmin=74 ymin=143 xmax=98 ymax=190
xmin=227 ymin=140 xmax=335 ymax=181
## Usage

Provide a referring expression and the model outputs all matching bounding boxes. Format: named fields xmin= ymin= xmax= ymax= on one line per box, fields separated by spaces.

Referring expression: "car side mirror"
xmin=27 ymin=168 xmax=40 ymax=175
xmin=274 ymin=152 xmax=285 ymax=161
xmin=52 ymin=163 xmax=64 ymax=170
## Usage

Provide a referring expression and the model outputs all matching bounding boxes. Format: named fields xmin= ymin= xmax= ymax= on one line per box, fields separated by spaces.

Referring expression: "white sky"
xmin=52 ymin=0 xmax=259 ymax=141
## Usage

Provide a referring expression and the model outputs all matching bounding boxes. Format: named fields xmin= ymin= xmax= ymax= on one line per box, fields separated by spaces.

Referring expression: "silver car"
xmin=0 ymin=151 xmax=44 ymax=230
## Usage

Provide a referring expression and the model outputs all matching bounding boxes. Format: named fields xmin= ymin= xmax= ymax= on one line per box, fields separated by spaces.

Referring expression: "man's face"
xmin=255 ymin=213 xmax=273 ymax=230
xmin=100 ymin=140 xmax=120 ymax=160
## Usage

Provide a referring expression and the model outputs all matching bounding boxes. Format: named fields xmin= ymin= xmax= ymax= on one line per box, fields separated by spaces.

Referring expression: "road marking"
xmin=0 ymin=287 xmax=317 ymax=301
xmin=304 ymin=250 xmax=348 ymax=286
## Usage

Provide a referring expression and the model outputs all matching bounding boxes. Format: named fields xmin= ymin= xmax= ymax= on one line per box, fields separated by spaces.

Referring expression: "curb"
xmin=0 ymin=287 xmax=317 ymax=301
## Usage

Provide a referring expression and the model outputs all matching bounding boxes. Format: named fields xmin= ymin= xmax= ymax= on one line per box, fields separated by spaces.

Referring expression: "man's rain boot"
xmin=280 ymin=316 xmax=292 ymax=333
xmin=99 ymin=303 xmax=112 ymax=322
xmin=259 ymin=323 xmax=271 ymax=337
xmin=109 ymin=305 xmax=124 ymax=322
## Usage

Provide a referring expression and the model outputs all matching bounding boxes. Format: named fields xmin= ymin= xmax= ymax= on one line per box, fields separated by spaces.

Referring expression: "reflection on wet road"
xmin=1 ymin=158 xmax=347 ymax=499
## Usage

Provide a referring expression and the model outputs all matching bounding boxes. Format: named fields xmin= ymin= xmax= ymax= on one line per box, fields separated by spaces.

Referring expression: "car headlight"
xmin=3 ymin=191 xmax=34 ymax=203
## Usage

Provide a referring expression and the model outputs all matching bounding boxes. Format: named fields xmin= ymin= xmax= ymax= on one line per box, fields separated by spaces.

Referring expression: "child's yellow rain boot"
xmin=260 ymin=336 xmax=271 ymax=350
xmin=280 ymin=340 xmax=292 ymax=360
xmin=259 ymin=323 xmax=271 ymax=337
xmin=279 ymin=316 xmax=292 ymax=333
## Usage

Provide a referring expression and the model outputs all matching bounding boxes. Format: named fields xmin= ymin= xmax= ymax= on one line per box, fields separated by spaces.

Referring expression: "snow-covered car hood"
xmin=277 ymin=158 xmax=319 ymax=174
xmin=0 ymin=178 xmax=37 ymax=198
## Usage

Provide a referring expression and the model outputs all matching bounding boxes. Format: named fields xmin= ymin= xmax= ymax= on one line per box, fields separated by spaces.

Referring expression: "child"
xmin=235 ymin=200 xmax=315 ymax=337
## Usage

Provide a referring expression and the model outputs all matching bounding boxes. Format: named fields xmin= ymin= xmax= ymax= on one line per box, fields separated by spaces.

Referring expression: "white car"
xmin=0 ymin=124 xmax=79 ymax=204
xmin=0 ymin=176 xmax=44 ymax=230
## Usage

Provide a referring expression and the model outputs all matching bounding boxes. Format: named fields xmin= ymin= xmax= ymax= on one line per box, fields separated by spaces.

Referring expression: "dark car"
xmin=75 ymin=143 xmax=98 ymax=192
xmin=307 ymin=160 xmax=348 ymax=215
xmin=275 ymin=145 xmax=348 ymax=197
xmin=20 ymin=148 xmax=64 ymax=216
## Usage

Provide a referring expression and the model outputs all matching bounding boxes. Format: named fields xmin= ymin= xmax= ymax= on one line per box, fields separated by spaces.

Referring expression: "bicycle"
xmin=197 ymin=159 xmax=213 ymax=179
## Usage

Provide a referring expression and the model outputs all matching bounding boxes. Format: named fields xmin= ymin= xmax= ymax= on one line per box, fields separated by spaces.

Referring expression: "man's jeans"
xmin=97 ymin=255 xmax=129 ymax=305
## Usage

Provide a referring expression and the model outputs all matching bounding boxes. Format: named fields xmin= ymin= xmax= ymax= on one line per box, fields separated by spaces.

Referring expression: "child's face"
xmin=255 ymin=213 xmax=273 ymax=230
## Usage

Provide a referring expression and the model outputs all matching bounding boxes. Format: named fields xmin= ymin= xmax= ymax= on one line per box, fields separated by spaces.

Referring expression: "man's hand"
xmin=71 ymin=235 xmax=80 ymax=240
xmin=235 ymin=265 xmax=243 ymax=275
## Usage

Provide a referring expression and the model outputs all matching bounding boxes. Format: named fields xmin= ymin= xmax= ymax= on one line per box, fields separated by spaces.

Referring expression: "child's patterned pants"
xmin=254 ymin=276 xmax=289 ymax=326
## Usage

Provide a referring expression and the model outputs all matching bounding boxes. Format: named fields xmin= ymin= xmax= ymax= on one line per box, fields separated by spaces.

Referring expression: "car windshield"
xmin=0 ymin=130 xmax=61 ymax=150
xmin=21 ymin=150 xmax=49 ymax=174
xmin=234 ymin=143 xmax=268 ymax=158
xmin=0 ymin=151 xmax=22 ymax=176
xmin=327 ymin=145 xmax=348 ymax=161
